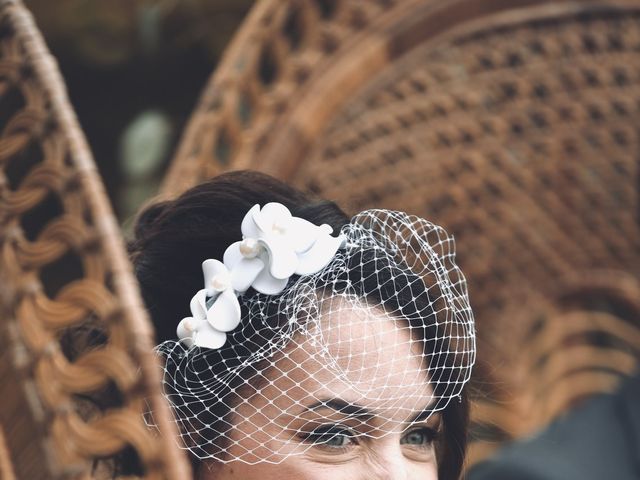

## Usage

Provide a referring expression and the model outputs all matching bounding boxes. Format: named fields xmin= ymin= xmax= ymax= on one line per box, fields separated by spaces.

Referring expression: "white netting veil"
xmin=153 ymin=208 xmax=475 ymax=464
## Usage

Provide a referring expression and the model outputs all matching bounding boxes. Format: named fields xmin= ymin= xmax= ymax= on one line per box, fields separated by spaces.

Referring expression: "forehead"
xmin=259 ymin=303 xmax=433 ymax=417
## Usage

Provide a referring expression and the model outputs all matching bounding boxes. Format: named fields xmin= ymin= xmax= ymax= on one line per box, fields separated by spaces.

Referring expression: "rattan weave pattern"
xmin=0 ymin=1 xmax=189 ymax=478
xmin=162 ymin=0 xmax=428 ymax=194
xmin=295 ymin=8 xmax=640 ymax=325
xmin=469 ymin=271 xmax=640 ymax=462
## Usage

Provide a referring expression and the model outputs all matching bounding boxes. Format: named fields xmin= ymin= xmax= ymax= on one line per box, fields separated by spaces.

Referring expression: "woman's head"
xmin=130 ymin=171 xmax=474 ymax=479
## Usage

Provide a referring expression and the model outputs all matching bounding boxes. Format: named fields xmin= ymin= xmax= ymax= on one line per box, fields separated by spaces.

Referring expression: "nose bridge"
xmin=365 ymin=442 xmax=409 ymax=480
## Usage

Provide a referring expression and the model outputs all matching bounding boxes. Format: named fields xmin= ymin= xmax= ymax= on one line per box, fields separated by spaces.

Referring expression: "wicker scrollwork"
xmin=0 ymin=1 xmax=189 ymax=478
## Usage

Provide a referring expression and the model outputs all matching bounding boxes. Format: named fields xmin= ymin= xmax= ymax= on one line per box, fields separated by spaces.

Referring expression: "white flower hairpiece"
xmin=176 ymin=202 xmax=346 ymax=349
xmin=155 ymin=208 xmax=476 ymax=464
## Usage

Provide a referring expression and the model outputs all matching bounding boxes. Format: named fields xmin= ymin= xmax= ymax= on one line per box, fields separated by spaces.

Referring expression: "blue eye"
xmin=401 ymin=427 xmax=438 ymax=446
xmin=303 ymin=425 xmax=356 ymax=449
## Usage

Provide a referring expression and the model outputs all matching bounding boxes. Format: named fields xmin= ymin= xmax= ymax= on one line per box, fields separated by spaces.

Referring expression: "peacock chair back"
xmin=164 ymin=0 xmax=640 ymax=466
xmin=1 ymin=0 xmax=638 ymax=475
xmin=0 ymin=0 xmax=190 ymax=477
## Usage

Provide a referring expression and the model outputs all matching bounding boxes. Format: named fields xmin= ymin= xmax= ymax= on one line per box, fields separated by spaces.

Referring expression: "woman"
xmin=130 ymin=170 xmax=475 ymax=479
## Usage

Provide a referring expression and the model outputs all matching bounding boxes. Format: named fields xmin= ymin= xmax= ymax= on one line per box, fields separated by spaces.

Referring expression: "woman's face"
xmin=204 ymin=307 xmax=439 ymax=480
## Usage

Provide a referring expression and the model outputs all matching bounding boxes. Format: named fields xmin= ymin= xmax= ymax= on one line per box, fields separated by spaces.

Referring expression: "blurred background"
xmin=26 ymin=0 xmax=252 ymax=222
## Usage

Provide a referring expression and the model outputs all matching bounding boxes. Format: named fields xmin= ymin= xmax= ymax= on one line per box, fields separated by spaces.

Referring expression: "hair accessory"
xmin=155 ymin=208 xmax=475 ymax=464
xmin=176 ymin=202 xmax=346 ymax=349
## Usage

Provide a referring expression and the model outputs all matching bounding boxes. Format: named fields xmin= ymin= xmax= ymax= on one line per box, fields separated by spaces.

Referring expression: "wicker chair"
xmin=164 ymin=0 xmax=640 ymax=466
xmin=2 ymin=0 xmax=639 ymax=477
xmin=0 ymin=1 xmax=190 ymax=478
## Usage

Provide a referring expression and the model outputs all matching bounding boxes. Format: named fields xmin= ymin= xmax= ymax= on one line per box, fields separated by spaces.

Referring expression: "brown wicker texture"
xmin=163 ymin=0 xmax=426 ymax=193
xmin=0 ymin=426 xmax=16 ymax=480
xmin=470 ymin=271 xmax=640 ymax=462
xmin=164 ymin=0 xmax=640 ymax=467
xmin=0 ymin=1 xmax=189 ymax=478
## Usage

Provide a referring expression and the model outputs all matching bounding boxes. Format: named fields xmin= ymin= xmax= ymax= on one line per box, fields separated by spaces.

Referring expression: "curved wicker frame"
xmin=165 ymin=0 xmax=640 ymax=467
xmin=0 ymin=1 xmax=189 ymax=477
xmin=470 ymin=271 xmax=640 ymax=462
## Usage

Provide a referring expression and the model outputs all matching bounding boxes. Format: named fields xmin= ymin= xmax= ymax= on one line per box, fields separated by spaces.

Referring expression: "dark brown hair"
xmin=129 ymin=170 xmax=469 ymax=479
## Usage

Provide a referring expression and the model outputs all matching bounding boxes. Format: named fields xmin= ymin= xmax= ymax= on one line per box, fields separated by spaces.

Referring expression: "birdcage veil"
xmin=151 ymin=206 xmax=475 ymax=464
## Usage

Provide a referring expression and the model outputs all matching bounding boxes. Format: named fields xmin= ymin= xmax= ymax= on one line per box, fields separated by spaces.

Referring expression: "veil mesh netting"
xmin=152 ymin=209 xmax=475 ymax=464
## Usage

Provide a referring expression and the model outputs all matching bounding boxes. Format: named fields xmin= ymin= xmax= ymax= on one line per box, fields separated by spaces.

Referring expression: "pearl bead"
xmin=239 ymin=238 xmax=260 ymax=258
xmin=183 ymin=319 xmax=195 ymax=332
xmin=272 ymin=220 xmax=287 ymax=235
xmin=210 ymin=272 xmax=231 ymax=292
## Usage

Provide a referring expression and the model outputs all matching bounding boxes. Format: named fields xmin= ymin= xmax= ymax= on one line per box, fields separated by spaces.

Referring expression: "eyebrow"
xmin=304 ymin=398 xmax=438 ymax=424
xmin=409 ymin=406 xmax=439 ymax=424
xmin=305 ymin=398 xmax=375 ymax=420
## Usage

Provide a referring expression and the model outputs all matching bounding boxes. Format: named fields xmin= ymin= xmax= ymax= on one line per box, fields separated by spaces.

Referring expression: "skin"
xmin=202 ymin=305 xmax=440 ymax=480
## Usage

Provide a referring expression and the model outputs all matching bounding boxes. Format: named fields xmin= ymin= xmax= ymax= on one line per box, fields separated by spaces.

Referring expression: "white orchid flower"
xmin=176 ymin=289 xmax=227 ymax=349
xmin=178 ymin=202 xmax=346 ymax=350
xmin=224 ymin=203 xmax=346 ymax=295
xmin=176 ymin=258 xmax=249 ymax=349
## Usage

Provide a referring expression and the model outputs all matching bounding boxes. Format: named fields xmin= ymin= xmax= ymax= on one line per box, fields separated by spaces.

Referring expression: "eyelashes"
xmin=299 ymin=425 xmax=357 ymax=452
xmin=298 ymin=424 xmax=440 ymax=453
xmin=401 ymin=426 xmax=440 ymax=446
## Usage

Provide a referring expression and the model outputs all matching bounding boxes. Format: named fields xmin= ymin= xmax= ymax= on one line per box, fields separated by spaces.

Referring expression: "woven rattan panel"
xmin=469 ymin=271 xmax=640 ymax=462
xmin=162 ymin=0 xmax=433 ymax=194
xmin=0 ymin=1 xmax=189 ymax=478
xmin=294 ymin=8 xmax=640 ymax=327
